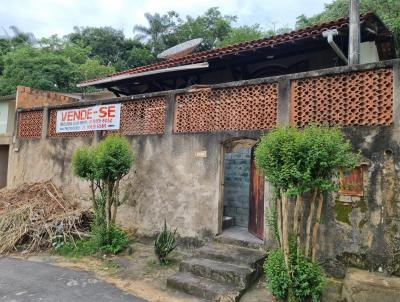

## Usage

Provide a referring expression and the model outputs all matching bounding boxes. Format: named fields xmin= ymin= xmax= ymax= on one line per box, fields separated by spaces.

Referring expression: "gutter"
xmin=322 ymin=29 xmax=349 ymax=65
xmin=77 ymin=62 xmax=210 ymax=88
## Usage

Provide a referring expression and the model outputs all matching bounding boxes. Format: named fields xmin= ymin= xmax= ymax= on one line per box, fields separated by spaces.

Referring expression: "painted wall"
xmin=0 ymin=102 xmax=8 ymax=134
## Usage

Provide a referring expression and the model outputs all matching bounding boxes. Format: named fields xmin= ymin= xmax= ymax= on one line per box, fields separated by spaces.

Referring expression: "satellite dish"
xmin=157 ymin=38 xmax=203 ymax=60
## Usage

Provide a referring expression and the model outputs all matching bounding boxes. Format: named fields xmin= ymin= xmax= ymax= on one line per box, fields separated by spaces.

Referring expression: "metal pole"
xmin=348 ymin=0 xmax=360 ymax=66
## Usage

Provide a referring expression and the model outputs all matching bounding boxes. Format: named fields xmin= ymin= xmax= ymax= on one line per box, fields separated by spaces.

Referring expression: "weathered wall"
xmin=316 ymin=126 xmax=400 ymax=277
xmin=8 ymin=60 xmax=400 ymax=276
xmin=8 ymin=130 xmax=262 ymax=239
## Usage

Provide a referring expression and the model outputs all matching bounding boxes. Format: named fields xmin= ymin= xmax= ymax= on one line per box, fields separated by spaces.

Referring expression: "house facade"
xmin=7 ymin=13 xmax=400 ymax=277
xmin=0 ymin=94 xmax=16 ymax=188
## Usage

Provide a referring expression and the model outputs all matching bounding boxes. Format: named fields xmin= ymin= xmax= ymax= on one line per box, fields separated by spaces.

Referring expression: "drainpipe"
xmin=348 ymin=0 xmax=360 ymax=65
xmin=322 ymin=29 xmax=349 ymax=65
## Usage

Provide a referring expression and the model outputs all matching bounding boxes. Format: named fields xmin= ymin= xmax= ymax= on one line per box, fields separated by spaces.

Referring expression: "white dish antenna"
xmin=157 ymin=38 xmax=203 ymax=60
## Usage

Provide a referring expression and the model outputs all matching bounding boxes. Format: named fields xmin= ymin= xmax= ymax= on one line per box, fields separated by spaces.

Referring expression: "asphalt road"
xmin=0 ymin=257 xmax=147 ymax=302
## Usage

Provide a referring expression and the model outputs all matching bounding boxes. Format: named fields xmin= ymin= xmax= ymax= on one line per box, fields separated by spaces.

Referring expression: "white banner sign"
xmin=56 ymin=104 xmax=121 ymax=133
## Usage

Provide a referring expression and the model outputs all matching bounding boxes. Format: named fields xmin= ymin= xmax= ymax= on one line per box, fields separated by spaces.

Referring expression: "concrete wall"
xmin=315 ymin=126 xmax=400 ymax=277
xmin=8 ymin=130 xmax=263 ymax=239
xmin=8 ymin=59 xmax=400 ymax=276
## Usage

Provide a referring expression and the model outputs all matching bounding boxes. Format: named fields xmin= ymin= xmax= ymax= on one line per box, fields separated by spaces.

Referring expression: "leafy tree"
xmin=255 ymin=125 xmax=357 ymax=302
xmin=72 ymin=135 xmax=134 ymax=244
xmin=172 ymin=7 xmax=237 ymax=50
xmin=295 ymin=0 xmax=400 ymax=56
xmin=114 ymin=44 xmax=156 ymax=70
xmin=135 ymin=7 xmax=237 ymax=53
xmin=134 ymin=11 xmax=180 ymax=54
xmin=0 ymin=26 xmax=37 ymax=75
xmin=0 ymin=45 xmax=79 ymax=94
xmin=216 ymin=24 xmax=265 ymax=47
xmin=1 ymin=26 xmax=36 ymax=48
xmin=265 ymin=26 xmax=292 ymax=38
xmin=68 ymin=26 xmax=129 ymax=66
xmin=77 ymin=59 xmax=115 ymax=82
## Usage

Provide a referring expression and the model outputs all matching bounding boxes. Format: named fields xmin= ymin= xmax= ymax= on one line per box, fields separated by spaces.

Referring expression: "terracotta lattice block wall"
xmin=107 ymin=97 xmax=166 ymax=136
xmin=174 ymin=83 xmax=278 ymax=133
xmin=291 ymin=68 xmax=393 ymax=127
xmin=48 ymin=109 xmax=93 ymax=138
xmin=18 ymin=110 xmax=43 ymax=139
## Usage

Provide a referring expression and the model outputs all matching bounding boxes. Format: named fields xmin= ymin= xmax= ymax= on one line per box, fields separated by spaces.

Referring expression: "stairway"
xmin=167 ymin=241 xmax=266 ymax=301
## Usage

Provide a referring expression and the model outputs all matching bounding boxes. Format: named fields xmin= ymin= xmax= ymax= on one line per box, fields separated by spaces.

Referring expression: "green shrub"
xmin=71 ymin=135 xmax=134 ymax=254
xmin=98 ymin=226 xmax=129 ymax=254
xmin=154 ymin=221 xmax=178 ymax=265
xmin=264 ymin=249 xmax=325 ymax=302
xmin=291 ymin=254 xmax=325 ymax=302
xmin=264 ymin=250 xmax=290 ymax=300
xmin=55 ymin=226 xmax=129 ymax=257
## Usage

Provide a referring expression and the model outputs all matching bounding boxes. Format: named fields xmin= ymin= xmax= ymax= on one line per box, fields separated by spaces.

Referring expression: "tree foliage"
xmin=0 ymin=45 xmax=79 ymax=94
xmin=72 ymin=135 xmax=135 ymax=244
xmin=256 ymin=125 xmax=358 ymax=302
xmin=68 ymin=26 xmax=128 ymax=66
xmin=255 ymin=125 xmax=358 ymax=196
xmin=2 ymin=3 xmax=398 ymax=96
xmin=216 ymin=24 xmax=265 ymax=48
xmin=172 ymin=7 xmax=237 ymax=50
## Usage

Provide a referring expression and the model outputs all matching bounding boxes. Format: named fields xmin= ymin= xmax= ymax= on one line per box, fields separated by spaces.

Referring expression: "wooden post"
xmin=348 ymin=0 xmax=360 ymax=66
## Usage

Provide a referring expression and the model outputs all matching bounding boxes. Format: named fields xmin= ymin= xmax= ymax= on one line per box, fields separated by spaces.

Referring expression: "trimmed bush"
xmin=264 ymin=249 xmax=325 ymax=302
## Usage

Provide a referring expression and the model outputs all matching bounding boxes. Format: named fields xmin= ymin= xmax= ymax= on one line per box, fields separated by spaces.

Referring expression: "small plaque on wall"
xmin=195 ymin=150 xmax=207 ymax=158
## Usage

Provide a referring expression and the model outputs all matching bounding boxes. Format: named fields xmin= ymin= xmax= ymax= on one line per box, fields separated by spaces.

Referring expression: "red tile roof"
xmin=81 ymin=12 xmax=379 ymax=86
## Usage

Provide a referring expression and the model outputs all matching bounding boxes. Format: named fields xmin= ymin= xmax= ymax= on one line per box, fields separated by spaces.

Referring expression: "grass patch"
xmin=55 ymin=227 xmax=130 ymax=257
xmin=100 ymin=260 xmax=120 ymax=270
xmin=55 ymin=239 xmax=98 ymax=257
xmin=147 ymin=259 xmax=174 ymax=271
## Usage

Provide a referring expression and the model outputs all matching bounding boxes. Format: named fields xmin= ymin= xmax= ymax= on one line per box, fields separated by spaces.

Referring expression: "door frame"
xmin=218 ymin=137 xmax=264 ymax=239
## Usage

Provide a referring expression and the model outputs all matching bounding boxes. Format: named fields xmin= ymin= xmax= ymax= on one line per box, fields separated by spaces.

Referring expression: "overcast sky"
xmin=0 ymin=0 xmax=331 ymax=39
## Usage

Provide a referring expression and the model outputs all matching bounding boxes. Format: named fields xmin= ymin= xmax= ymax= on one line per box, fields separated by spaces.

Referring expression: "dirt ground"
xmin=11 ymin=240 xmax=275 ymax=302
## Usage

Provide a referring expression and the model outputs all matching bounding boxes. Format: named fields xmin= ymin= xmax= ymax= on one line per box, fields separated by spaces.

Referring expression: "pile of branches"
xmin=0 ymin=180 xmax=92 ymax=254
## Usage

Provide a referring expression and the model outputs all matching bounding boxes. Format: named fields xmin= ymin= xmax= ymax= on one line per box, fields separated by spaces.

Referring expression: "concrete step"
xmin=222 ymin=216 xmax=234 ymax=230
xmin=194 ymin=243 xmax=266 ymax=269
xmin=167 ymin=271 xmax=241 ymax=302
xmin=180 ymin=257 xmax=255 ymax=288
xmin=215 ymin=227 xmax=264 ymax=249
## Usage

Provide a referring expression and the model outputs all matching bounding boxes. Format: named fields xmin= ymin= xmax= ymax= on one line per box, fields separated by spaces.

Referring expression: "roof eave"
xmin=77 ymin=62 xmax=209 ymax=88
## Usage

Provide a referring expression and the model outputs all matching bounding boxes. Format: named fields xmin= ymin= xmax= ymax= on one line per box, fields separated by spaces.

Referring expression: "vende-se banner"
xmin=56 ymin=104 xmax=121 ymax=133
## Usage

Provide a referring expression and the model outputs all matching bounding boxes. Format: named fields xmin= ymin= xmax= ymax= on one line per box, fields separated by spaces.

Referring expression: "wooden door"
xmin=249 ymin=149 xmax=264 ymax=239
